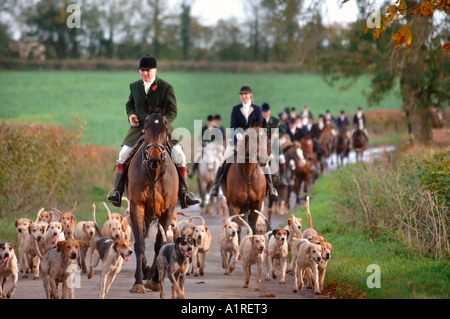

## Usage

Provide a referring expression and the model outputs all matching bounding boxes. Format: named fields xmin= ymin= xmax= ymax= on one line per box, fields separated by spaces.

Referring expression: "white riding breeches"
xmin=117 ymin=143 xmax=186 ymax=167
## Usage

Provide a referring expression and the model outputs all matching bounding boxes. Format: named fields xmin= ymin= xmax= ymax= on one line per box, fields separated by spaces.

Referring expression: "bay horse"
xmin=333 ymin=124 xmax=351 ymax=167
xmin=221 ymin=124 xmax=270 ymax=238
xmin=352 ymin=127 xmax=367 ymax=162
xmin=282 ymin=141 xmax=311 ymax=208
xmin=301 ymin=137 xmax=318 ymax=183
xmin=126 ymin=108 xmax=179 ymax=294
xmin=318 ymin=124 xmax=334 ymax=172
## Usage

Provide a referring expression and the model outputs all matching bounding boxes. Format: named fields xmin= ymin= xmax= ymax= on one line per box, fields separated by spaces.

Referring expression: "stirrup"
xmin=107 ymin=189 xmax=122 ymax=207
xmin=180 ymin=192 xmax=201 ymax=208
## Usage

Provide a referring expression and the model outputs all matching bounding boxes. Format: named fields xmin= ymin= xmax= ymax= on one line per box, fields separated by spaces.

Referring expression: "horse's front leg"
xmin=130 ymin=203 xmax=147 ymax=294
xmin=145 ymin=209 xmax=173 ymax=291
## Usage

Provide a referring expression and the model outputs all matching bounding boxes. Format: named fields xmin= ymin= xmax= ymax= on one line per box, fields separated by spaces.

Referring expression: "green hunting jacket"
xmin=122 ymin=77 xmax=177 ymax=147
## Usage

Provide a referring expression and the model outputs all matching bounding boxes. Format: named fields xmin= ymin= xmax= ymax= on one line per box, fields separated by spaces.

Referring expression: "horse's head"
xmin=240 ymin=124 xmax=270 ymax=166
xmin=144 ymin=108 xmax=168 ymax=169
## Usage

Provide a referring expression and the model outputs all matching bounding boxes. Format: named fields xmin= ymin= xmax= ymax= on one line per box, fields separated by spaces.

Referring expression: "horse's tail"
xmin=238 ymin=216 xmax=253 ymax=237
xmin=157 ymin=223 xmax=168 ymax=245
xmin=306 ymin=196 xmax=313 ymax=229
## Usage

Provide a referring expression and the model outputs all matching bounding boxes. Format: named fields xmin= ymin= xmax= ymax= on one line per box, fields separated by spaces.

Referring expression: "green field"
xmin=0 ymin=71 xmax=402 ymax=147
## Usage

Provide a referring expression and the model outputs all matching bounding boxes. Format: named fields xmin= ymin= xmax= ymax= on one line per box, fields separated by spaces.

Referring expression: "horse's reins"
xmin=143 ymin=142 xmax=168 ymax=218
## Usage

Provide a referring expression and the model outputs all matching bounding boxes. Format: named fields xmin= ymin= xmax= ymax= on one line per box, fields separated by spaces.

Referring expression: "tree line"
xmin=0 ymin=0 xmax=337 ymax=65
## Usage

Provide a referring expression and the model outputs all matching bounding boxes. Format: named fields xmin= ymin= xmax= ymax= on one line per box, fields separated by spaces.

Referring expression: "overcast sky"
xmin=187 ymin=0 xmax=359 ymax=26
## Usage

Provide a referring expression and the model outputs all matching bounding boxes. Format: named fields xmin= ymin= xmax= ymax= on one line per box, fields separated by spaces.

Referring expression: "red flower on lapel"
xmin=152 ymin=85 xmax=157 ymax=91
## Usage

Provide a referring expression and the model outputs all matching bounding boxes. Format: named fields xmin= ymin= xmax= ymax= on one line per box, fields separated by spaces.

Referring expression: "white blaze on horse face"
xmin=154 ymin=119 xmax=159 ymax=124
xmin=296 ymin=148 xmax=305 ymax=160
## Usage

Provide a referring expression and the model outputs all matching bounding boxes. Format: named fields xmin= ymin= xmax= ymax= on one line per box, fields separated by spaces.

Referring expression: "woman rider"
xmin=209 ymin=84 xmax=278 ymax=199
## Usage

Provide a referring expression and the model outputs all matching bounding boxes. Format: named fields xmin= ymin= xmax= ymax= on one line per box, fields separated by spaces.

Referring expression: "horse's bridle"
xmin=144 ymin=143 xmax=166 ymax=164
xmin=143 ymin=142 xmax=167 ymax=185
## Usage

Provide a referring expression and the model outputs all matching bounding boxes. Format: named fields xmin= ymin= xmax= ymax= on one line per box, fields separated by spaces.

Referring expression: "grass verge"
xmin=292 ymin=163 xmax=449 ymax=299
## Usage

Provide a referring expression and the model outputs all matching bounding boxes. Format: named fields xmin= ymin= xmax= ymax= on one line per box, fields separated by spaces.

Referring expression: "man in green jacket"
xmin=107 ymin=55 xmax=200 ymax=208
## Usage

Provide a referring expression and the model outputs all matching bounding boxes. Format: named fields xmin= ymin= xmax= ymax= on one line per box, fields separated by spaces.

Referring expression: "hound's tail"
xmin=103 ymin=202 xmax=113 ymax=220
xmin=225 ymin=214 xmax=245 ymax=224
xmin=306 ymin=196 xmax=313 ymax=229
xmin=92 ymin=203 xmax=102 ymax=238
xmin=238 ymin=216 xmax=253 ymax=237
xmin=158 ymin=223 xmax=168 ymax=245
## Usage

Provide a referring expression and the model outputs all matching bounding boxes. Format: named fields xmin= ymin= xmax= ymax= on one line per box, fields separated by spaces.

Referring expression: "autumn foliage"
xmin=353 ymin=0 xmax=449 ymax=50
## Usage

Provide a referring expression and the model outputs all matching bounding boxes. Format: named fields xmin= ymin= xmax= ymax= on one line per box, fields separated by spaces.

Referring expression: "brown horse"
xmin=333 ymin=124 xmax=351 ymax=167
xmin=352 ymin=128 xmax=367 ymax=162
xmin=301 ymin=137 xmax=318 ymax=182
xmin=318 ymin=124 xmax=334 ymax=172
xmin=126 ymin=108 xmax=179 ymax=294
xmin=282 ymin=141 xmax=311 ymax=208
xmin=221 ymin=125 xmax=270 ymax=237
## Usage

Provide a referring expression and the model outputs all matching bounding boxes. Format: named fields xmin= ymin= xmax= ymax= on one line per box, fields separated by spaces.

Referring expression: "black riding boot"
xmin=210 ymin=162 xmax=231 ymax=197
xmin=178 ymin=167 xmax=201 ymax=208
xmin=210 ymin=166 xmax=223 ymax=197
xmin=107 ymin=163 xmax=124 ymax=207
xmin=280 ymin=163 xmax=288 ymax=187
xmin=265 ymin=172 xmax=278 ymax=199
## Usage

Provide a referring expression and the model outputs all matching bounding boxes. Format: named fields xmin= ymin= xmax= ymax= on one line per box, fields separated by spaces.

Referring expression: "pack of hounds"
xmin=1 ymin=197 xmax=332 ymax=299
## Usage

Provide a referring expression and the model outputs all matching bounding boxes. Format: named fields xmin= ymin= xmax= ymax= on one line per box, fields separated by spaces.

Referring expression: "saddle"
xmin=116 ymin=136 xmax=173 ymax=193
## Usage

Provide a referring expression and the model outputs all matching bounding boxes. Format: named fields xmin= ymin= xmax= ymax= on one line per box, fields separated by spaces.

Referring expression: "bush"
xmin=0 ymin=121 xmax=117 ymax=219
xmin=337 ymin=151 xmax=449 ymax=260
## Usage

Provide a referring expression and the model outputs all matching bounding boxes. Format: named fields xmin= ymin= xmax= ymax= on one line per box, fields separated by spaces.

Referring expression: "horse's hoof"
xmin=144 ymin=279 xmax=161 ymax=291
xmin=129 ymin=284 xmax=146 ymax=294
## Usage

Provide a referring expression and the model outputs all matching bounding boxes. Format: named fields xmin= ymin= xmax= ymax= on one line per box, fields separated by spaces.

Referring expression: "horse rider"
xmin=107 ymin=55 xmax=200 ymax=209
xmin=189 ymin=114 xmax=222 ymax=178
xmin=287 ymin=117 xmax=305 ymax=142
xmin=300 ymin=104 xmax=314 ymax=126
xmin=210 ymin=84 xmax=278 ymax=199
xmin=324 ymin=109 xmax=335 ymax=126
xmin=213 ymin=114 xmax=226 ymax=147
xmin=261 ymin=102 xmax=288 ymax=187
xmin=336 ymin=109 xmax=351 ymax=146
xmin=353 ymin=106 xmax=369 ymax=143
xmin=336 ymin=110 xmax=349 ymax=130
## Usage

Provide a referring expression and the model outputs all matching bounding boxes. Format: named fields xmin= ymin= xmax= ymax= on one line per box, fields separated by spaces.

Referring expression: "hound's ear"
xmin=272 ymin=229 xmax=279 ymax=236
xmin=193 ymin=238 xmax=197 ymax=246
xmin=56 ymin=240 xmax=66 ymax=253
xmin=60 ymin=223 xmax=65 ymax=232
xmin=285 ymin=229 xmax=290 ymax=237
xmin=122 ymin=218 xmax=129 ymax=231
